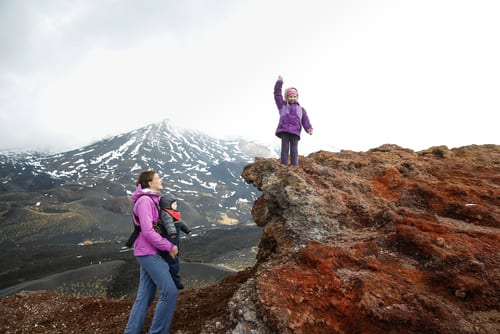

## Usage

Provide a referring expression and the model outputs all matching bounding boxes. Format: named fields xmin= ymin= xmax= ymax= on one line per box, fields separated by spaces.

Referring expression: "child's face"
xmin=171 ymin=201 xmax=178 ymax=210
xmin=286 ymin=93 xmax=298 ymax=103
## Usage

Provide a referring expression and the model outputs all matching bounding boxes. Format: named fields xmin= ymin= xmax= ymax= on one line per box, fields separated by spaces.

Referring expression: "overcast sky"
xmin=1 ymin=0 xmax=498 ymax=154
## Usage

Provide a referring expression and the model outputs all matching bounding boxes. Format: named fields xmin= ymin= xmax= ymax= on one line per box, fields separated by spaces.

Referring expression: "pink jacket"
xmin=131 ymin=186 xmax=174 ymax=256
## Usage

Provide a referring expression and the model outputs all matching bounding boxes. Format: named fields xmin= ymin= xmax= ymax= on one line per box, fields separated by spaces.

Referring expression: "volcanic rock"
xmin=0 ymin=144 xmax=498 ymax=333
xmin=235 ymin=144 xmax=499 ymax=334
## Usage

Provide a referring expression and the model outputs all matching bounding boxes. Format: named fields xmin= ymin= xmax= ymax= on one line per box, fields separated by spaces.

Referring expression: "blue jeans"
xmin=124 ymin=254 xmax=178 ymax=334
xmin=280 ymin=132 xmax=300 ymax=166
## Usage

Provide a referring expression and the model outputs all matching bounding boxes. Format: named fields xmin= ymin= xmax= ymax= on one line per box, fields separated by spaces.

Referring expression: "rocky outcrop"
xmin=0 ymin=144 xmax=498 ymax=333
xmin=232 ymin=144 xmax=499 ymax=333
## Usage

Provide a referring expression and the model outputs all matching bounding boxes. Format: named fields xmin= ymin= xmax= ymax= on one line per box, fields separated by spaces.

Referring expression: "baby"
xmin=159 ymin=194 xmax=191 ymax=289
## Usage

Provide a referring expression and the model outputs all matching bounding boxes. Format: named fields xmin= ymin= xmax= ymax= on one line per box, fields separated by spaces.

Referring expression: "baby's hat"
xmin=284 ymin=87 xmax=298 ymax=97
xmin=159 ymin=194 xmax=177 ymax=210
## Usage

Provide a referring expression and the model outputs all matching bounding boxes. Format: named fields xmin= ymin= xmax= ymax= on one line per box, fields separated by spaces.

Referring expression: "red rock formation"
xmin=0 ymin=144 xmax=498 ymax=333
xmin=237 ymin=144 xmax=499 ymax=333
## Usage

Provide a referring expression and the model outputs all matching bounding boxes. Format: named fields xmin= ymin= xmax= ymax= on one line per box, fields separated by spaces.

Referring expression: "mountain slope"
xmin=0 ymin=119 xmax=271 ymax=291
xmin=0 ymin=120 xmax=271 ymax=242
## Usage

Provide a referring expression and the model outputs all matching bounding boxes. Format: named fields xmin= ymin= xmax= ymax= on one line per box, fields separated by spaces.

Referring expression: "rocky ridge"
xmin=237 ymin=144 xmax=499 ymax=333
xmin=0 ymin=144 xmax=498 ymax=333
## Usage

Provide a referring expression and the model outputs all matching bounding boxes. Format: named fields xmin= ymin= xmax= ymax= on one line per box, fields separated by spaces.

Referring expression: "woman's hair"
xmin=137 ymin=170 xmax=156 ymax=189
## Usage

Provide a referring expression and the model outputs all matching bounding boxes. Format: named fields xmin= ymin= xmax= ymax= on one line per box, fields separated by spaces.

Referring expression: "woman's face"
xmin=148 ymin=173 xmax=163 ymax=192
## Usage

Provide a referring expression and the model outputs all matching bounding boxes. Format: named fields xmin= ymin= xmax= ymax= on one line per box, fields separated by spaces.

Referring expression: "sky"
xmin=1 ymin=0 xmax=499 ymax=154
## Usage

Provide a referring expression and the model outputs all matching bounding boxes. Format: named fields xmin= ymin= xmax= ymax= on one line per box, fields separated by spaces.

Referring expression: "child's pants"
xmin=165 ymin=233 xmax=183 ymax=289
xmin=280 ymin=132 xmax=300 ymax=166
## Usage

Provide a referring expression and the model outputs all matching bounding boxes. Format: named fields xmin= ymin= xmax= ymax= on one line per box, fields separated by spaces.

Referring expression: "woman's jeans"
xmin=280 ymin=132 xmax=300 ymax=166
xmin=124 ymin=254 xmax=178 ymax=334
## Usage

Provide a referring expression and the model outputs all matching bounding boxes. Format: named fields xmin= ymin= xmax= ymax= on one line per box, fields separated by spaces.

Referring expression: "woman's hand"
xmin=278 ymin=75 xmax=283 ymax=82
xmin=169 ymin=245 xmax=179 ymax=259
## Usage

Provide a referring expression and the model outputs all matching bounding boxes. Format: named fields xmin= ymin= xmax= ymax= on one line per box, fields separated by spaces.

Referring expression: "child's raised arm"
xmin=274 ymin=75 xmax=285 ymax=109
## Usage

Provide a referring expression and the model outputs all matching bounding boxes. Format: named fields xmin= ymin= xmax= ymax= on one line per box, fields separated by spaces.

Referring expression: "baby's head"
xmin=284 ymin=87 xmax=298 ymax=104
xmin=160 ymin=194 xmax=178 ymax=210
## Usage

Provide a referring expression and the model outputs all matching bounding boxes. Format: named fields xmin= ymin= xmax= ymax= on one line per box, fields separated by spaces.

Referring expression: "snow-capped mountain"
xmin=0 ymin=120 xmax=273 ymax=244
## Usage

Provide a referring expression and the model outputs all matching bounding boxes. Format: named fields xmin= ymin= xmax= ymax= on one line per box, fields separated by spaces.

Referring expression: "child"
xmin=159 ymin=194 xmax=191 ymax=290
xmin=274 ymin=75 xmax=313 ymax=166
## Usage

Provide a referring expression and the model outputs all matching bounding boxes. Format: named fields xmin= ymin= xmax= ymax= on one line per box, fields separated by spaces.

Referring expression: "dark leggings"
xmin=280 ymin=132 xmax=300 ymax=166
xmin=164 ymin=233 xmax=183 ymax=289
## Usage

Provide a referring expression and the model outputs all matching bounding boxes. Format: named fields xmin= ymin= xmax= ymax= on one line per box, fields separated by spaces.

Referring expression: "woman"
xmin=124 ymin=170 xmax=179 ymax=334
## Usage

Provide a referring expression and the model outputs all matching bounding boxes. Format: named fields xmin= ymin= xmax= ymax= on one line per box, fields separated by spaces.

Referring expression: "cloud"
xmin=0 ymin=0 xmax=498 ymax=153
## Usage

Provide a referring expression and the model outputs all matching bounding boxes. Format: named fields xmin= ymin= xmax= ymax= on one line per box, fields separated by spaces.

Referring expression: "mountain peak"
xmin=0 ymin=119 xmax=274 ymax=243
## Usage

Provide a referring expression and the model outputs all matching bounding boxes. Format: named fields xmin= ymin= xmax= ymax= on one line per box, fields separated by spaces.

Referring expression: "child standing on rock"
xmin=274 ymin=75 xmax=313 ymax=166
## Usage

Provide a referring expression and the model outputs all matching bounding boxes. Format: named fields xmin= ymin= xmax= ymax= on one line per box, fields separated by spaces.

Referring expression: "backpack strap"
xmin=124 ymin=194 xmax=162 ymax=247
xmin=132 ymin=194 xmax=161 ymax=224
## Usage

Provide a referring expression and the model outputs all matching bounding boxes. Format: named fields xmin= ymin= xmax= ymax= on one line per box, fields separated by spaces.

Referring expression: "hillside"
xmin=0 ymin=144 xmax=499 ymax=333
xmin=0 ymin=120 xmax=273 ymax=293
xmin=0 ymin=119 xmax=274 ymax=238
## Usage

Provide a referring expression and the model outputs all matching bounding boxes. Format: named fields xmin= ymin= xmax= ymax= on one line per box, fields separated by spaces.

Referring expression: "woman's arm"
xmin=135 ymin=197 xmax=174 ymax=252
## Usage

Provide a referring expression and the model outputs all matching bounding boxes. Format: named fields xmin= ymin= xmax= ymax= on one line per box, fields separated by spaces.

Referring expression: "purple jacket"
xmin=274 ymin=80 xmax=313 ymax=138
xmin=131 ymin=186 xmax=174 ymax=256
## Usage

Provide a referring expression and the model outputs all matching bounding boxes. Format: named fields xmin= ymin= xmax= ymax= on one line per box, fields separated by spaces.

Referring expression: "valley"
xmin=0 ymin=120 xmax=269 ymax=299
xmin=0 ymin=226 xmax=261 ymax=298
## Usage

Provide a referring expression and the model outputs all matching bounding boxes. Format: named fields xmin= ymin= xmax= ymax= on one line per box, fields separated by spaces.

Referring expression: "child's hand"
xmin=278 ymin=75 xmax=283 ymax=82
xmin=307 ymin=129 xmax=313 ymax=135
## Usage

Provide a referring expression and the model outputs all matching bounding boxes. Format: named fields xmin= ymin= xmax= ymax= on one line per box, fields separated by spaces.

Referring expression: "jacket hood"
xmin=159 ymin=194 xmax=177 ymax=210
xmin=131 ymin=185 xmax=161 ymax=202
